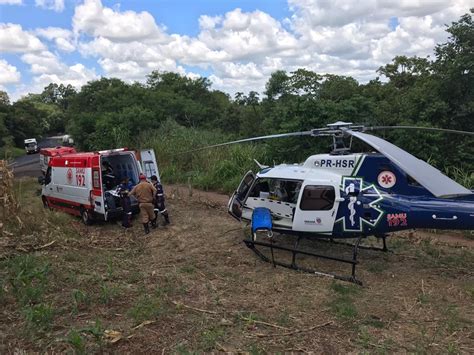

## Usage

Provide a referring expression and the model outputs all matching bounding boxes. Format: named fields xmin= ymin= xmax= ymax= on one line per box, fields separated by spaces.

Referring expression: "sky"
xmin=0 ymin=0 xmax=473 ymax=101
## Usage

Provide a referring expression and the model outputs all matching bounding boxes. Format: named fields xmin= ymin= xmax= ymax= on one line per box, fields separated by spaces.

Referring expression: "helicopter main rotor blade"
xmin=177 ymin=131 xmax=313 ymax=154
xmin=365 ymin=126 xmax=474 ymax=136
xmin=346 ymin=129 xmax=472 ymax=197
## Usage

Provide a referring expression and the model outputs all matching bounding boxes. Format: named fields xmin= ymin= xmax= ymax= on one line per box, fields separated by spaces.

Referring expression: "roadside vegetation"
xmin=1 ymin=11 xmax=473 ymax=190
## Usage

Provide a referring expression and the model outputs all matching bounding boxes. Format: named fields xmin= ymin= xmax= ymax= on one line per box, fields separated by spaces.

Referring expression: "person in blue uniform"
xmin=102 ymin=160 xmax=116 ymax=190
xmin=150 ymin=175 xmax=170 ymax=227
xmin=117 ymin=177 xmax=132 ymax=228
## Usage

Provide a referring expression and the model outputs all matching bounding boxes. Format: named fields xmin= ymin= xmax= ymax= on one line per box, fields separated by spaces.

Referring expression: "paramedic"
xmin=129 ymin=174 xmax=156 ymax=234
xmin=150 ymin=175 xmax=170 ymax=226
xmin=117 ymin=177 xmax=132 ymax=228
xmin=102 ymin=161 xmax=116 ymax=190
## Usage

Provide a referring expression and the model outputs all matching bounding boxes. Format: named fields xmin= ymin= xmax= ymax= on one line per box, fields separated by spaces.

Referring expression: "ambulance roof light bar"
xmin=97 ymin=148 xmax=128 ymax=154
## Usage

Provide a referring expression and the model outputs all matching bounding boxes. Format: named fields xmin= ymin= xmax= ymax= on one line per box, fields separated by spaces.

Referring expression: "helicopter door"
xmin=292 ymin=182 xmax=339 ymax=233
xmin=228 ymin=171 xmax=255 ymax=221
xmin=139 ymin=149 xmax=160 ymax=180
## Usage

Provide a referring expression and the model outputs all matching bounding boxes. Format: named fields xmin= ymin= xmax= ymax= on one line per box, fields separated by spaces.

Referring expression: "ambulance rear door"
xmin=139 ymin=149 xmax=160 ymax=181
xmin=91 ymin=156 xmax=106 ymax=218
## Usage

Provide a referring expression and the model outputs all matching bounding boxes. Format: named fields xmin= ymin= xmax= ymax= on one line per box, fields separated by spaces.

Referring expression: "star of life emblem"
xmin=377 ymin=170 xmax=396 ymax=188
xmin=336 ymin=177 xmax=384 ymax=232
xmin=66 ymin=168 xmax=73 ymax=185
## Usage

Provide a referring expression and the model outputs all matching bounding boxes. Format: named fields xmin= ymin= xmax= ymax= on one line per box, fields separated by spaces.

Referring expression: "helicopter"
xmin=188 ymin=121 xmax=474 ymax=284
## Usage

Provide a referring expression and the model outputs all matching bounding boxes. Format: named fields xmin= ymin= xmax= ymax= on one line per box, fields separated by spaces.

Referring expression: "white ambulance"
xmin=39 ymin=146 xmax=77 ymax=175
xmin=39 ymin=148 xmax=160 ymax=225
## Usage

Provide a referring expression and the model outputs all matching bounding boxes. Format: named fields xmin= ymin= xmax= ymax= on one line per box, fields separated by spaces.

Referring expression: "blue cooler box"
xmin=251 ymin=207 xmax=273 ymax=233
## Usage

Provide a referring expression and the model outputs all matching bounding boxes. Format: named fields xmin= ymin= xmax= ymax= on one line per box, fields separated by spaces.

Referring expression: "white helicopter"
xmin=188 ymin=121 xmax=474 ymax=284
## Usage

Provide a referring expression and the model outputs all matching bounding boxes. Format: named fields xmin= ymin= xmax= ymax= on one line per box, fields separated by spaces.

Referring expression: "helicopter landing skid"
xmin=326 ymin=235 xmax=391 ymax=253
xmin=244 ymin=234 xmax=364 ymax=286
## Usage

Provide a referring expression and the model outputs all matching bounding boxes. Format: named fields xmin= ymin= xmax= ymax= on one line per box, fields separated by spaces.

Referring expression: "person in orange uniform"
xmin=129 ymin=173 xmax=156 ymax=234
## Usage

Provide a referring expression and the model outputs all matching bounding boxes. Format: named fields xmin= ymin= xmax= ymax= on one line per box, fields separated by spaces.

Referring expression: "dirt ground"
xmin=0 ymin=181 xmax=473 ymax=353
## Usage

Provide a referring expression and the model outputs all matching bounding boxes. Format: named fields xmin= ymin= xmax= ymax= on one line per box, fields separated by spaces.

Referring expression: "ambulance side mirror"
xmin=38 ymin=176 xmax=45 ymax=185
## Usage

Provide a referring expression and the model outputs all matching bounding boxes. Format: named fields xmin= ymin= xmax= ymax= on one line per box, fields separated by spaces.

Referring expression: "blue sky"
xmin=1 ymin=0 xmax=292 ymax=33
xmin=0 ymin=0 xmax=471 ymax=100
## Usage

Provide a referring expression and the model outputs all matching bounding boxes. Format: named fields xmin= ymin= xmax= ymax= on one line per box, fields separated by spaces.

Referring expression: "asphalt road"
xmin=12 ymin=137 xmax=63 ymax=177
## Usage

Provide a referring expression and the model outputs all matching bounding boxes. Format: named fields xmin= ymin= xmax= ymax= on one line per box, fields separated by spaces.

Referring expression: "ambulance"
xmin=39 ymin=148 xmax=159 ymax=225
xmin=39 ymin=146 xmax=77 ymax=175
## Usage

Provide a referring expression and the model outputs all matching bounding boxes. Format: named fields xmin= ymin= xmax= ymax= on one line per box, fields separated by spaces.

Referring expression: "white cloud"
xmin=79 ymin=37 xmax=183 ymax=80
xmin=72 ymin=0 xmax=474 ymax=96
xmin=33 ymin=63 xmax=97 ymax=88
xmin=98 ymin=57 xmax=182 ymax=81
xmin=288 ymin=0 xmax=449 ymax=28
xmin=20 ymin=50 xmax=97 ymax=89
xmin=0 ymin=0 xmax=22 ymax=4
xmin=4 ymin=0 xmax=474 ymax=101
xmin=0 ymin=59 xmax=21 ymax=86
xmin=72 ymin=0 xmax=168 ymax=42
xmin=0 ymin=23 xmax=45 ymax=53
xmin=10 ymin=63 xmax=97 ymax=101
xmin=283 ymin=0 xmax=473 ymax=84
xmin=35 ymin=0 xmax=64 ymax=12
xmin=36 ymin=27 xmax=76 ymax=52
xmin=21 ymin=51 xmax=63 ymax=74
xmin=197 ymin=9 xmax=299 ymax=61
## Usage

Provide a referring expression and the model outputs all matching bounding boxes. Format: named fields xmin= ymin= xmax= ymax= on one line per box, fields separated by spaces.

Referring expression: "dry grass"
xmin=0 ymin=179 xmax=473 ymax=353
xmin=0 ymin=160 xmax=20 ymax=235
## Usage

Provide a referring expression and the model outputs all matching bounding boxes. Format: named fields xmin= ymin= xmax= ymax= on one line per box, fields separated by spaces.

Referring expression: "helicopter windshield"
xmin=248 ymin=178 xmax=302 ymax=204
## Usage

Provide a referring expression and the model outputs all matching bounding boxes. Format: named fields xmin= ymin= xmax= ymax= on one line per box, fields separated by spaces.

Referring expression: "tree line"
xmin=0 ymin=10 xmax=472 ymax=179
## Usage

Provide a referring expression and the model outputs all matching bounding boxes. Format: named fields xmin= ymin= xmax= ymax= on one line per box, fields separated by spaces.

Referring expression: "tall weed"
xmin=141 ymin=120 xmax=268 ymax=193
xmin=142 ymin=120 xmax=473 ymax=193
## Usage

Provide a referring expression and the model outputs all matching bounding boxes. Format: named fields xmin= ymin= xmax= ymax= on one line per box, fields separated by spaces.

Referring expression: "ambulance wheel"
xmin=80 ymin=208 xmax=93 ymax=225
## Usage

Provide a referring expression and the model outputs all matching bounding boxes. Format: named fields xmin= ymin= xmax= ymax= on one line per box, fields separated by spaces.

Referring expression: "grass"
xmin=67 ymin=329 xmax=86 ymax=354
xmin=443 ymin=304 xmax=471 ymax=333
xmin=247 ymin=343 xmax=266 ymax=354
xmin=417 ymin=239 xmax=474 ymax=270
xmin=1 ymin=178 xmax=473 ymax=353
xmin=198 ymin=326 xmax=226 ymax=351
xmin=356 ymin=326 xmax=375 ymax=349
xmin=235 ymin=311 xmax=262 ymax=328
xmin=179 ymin=264 xmax=196 ymax=274
xmin=127 ymin=291 xmax=163 ymax=324
xmin=362 ymin=316 xmax=385 ymax=329
xmin=367 ymin=261 xmax=385 ymax=273
xmin=5 ymin=254 xmax=50 ymax=306
xmin=141 ymin=119 xmax=269 ymax=193
xmin=443 ymin=165 xmax=474 ymax=189
xmin=98 ymin=281 xmax=120 ymax=305
xmin=23 ymin=303 xmax=54 ymax=329
xmin=465 ymin=283 xmax=474 ymax=301
xmin=65 ymin=320 xmax=105 ymax=353
xmin=327 ymin=282 xmax=360 ymax=320
xmin=71 ymin=289 xmax=91 ymax=314
xmin=0 ymin=146 xmax=25 ymax=160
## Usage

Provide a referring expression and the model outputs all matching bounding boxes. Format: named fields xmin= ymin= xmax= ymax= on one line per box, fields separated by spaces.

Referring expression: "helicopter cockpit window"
xmin=407 ymin=174 xmax=421 ymax=187
xmin=300 ymin=185 xmax=335 ymax=211
xmin=249 ymin=178 xmax=302 ymax=204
